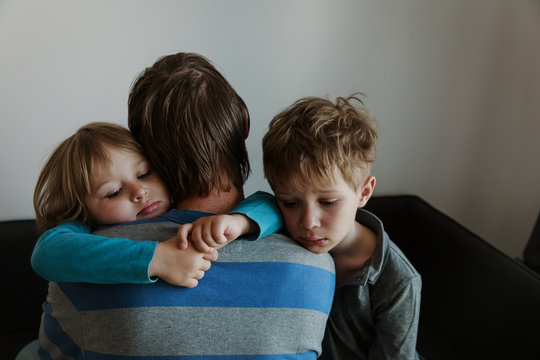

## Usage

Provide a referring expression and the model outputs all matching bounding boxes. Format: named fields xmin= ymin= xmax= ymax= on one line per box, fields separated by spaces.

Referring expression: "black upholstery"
xmin=1 ymin=220 xmax=47 ymax=359
xmin=523 ymin=209 xmax=540 ymax=274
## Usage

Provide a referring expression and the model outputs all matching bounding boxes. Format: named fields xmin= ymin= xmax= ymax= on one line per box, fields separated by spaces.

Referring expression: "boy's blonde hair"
xmin=33 ymin=122 xmax=143 ymax=231
xmin=263 ymin=94 xmax=377 ymax=192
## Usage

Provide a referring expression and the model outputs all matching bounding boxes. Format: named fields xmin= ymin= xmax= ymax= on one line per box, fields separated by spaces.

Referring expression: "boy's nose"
xmin=301 ymin=206 xmax=320 ymax=229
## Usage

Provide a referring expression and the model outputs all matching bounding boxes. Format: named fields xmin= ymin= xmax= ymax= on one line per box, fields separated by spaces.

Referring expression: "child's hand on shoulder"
xmin=149 ymin=236 xmax=218 ymax=288
xmin=177 ymin=214 xmax=256 ymax=253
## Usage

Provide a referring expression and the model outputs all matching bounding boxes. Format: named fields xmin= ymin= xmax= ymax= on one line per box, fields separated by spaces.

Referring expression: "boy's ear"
xmin=358 ymin=176 xmax=376 ymax=208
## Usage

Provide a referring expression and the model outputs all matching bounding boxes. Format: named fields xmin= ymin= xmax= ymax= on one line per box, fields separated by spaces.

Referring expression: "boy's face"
xmin=273 ymin=171 xmax=375 ymax=254
xmin=84 ymin=146 xmax=171 ymax=226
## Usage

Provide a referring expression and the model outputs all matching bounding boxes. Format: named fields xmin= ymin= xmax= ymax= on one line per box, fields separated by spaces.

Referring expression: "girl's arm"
xmin=31 ymin=191 xmax=281 ymax=284
xmin=177 ymin=191 xmax=283 ymax=252
xmin=229 ymin=191 xmax=282 ymax=239
xmin=31 ymin=222 xmax=157 ymax=283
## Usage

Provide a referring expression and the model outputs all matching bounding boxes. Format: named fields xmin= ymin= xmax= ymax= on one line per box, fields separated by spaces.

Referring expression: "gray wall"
xmin=1 ymin=0 xmax=539 ymax=258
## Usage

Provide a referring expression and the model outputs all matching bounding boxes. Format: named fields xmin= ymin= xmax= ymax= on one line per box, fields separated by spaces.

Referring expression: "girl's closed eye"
xmin=106 ymin=189 xmax=122 ymax=199
xmin=138 ymin=170 xmax=152 ymax=180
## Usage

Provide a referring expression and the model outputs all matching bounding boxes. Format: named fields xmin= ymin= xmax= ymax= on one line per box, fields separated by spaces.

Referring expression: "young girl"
xmin=34 ymin=122 xmax=171 ymax=230
xmin=32 ymin=122 xmax=279 ymax=287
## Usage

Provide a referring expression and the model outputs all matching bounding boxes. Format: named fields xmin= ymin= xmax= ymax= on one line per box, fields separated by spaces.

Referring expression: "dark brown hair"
xmin=128 ymin=52 xmax=250 ymax=203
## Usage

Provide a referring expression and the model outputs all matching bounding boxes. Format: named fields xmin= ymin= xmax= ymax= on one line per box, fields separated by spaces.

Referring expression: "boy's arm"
xmin=31 ymin=222 xmax=157 ymax=283
xmin=370 ymin=276 xmax=422 ymax=359
xmin=177 ymin=191 xmax=283 ymax=252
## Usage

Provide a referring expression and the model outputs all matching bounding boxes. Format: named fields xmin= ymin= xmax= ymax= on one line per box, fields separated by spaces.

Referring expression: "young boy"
xmin=262 ymin=94 xmax=422 ymax=359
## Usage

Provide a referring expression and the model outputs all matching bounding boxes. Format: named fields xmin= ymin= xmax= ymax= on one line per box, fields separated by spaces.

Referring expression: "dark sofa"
xmin=364 ymin=195 xmax=540 ymax=360
xmin=2 ymin=219 xmax=47 ymax=359
xmin=3 ymin=195 xmax=540 ymax=359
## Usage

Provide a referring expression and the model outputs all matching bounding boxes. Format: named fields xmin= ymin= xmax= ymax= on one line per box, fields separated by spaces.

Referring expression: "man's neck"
xmin=175 ymin=186 xmax=245 ymax=214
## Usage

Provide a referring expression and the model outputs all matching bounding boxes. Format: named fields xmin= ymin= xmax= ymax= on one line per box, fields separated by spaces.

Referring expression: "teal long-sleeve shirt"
xmin=31 ymin=191 xmax=281 ymax=284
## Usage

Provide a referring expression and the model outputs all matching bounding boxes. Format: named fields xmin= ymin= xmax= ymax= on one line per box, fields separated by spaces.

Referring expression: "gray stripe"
xmin=95 ymin=222 xmax=178 ymax=242
xmin=46 ymin=282 xmax=86 ymax=348
xmin=81 ymin=307 xmax=327 ymax=356
xmin=218 ymin=234 xmax=335 ymax=272
xmin=97 ymin=222 xmax=334 ymax=273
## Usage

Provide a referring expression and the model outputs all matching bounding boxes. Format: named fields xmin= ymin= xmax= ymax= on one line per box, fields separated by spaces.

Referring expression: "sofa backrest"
xmin=523 ymin=209 xmax=540 ymax=274
xmin=365 ymin=195 xmax=540 ymax=360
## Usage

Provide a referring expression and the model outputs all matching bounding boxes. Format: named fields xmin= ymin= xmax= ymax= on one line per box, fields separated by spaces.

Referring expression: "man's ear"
xmin=243 ymin=107 xmax=250 ymax=139
xmin=358 ymin=176 xmax=376 ymax=208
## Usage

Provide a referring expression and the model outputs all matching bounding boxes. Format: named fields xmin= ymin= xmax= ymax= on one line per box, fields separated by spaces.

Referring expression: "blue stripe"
xmin=85 ymin=351 xmax=317 ymax=360
xmin=59 ymin=262 xmax=334 ymax=313
xmin=41 ymin=302 xmax=82 ymax=358
xmin=160 ymin=209 xmax=213 ymax=223
xmin=37 ymin=344 xmax=52 ymax=360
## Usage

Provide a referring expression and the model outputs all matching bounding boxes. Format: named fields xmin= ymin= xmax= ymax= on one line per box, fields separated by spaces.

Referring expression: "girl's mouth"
xmin=138 ymin=201 xmax=160 ymax=216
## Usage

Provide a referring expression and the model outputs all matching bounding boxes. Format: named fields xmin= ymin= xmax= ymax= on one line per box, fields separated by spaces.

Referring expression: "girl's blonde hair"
xmin=33 ymin=122 xmax=143 ymax=231
xmin=263 ymin=94 xmax=378 ymax=192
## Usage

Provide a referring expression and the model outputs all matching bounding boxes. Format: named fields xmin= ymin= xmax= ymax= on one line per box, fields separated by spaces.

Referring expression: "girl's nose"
xmin=132 ymin=184 xmax=148 ymax=202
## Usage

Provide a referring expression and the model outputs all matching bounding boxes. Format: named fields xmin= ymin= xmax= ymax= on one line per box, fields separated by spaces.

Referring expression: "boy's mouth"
xmin=298 ymin=237 xmax=328 ymax=246
xmin=138 ymin=201 xmax=160 ymax=216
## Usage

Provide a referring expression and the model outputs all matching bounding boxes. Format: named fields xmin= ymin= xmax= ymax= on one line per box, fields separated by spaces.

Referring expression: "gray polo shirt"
xmin=321 ymin=209 xmax=422 ymax=360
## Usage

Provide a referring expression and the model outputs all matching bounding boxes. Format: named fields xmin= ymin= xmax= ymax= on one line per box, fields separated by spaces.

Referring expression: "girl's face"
xmin=84 ymin=146 xmax=171 ymax=226
xmin=273 ymin=171 xmax=375 ymax=254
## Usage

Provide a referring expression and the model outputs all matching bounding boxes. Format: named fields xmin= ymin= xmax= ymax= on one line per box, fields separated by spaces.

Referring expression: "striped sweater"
xmin=38 ymin=210 xmax=335 ymax=359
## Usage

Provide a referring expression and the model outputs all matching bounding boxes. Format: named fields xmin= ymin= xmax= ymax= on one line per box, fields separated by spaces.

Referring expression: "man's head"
xmin=262 ymin=95 xmax=378 ymax=254
xmin=128 ymin=52 xmax=250 ymax=203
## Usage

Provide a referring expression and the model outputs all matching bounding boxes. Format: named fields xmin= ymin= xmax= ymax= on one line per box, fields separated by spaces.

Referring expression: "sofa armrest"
xmin=0 ymin=220 xmax=48 ymax=358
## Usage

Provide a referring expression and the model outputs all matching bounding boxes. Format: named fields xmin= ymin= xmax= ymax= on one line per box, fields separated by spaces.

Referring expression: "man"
xmin=31 ymin=53 xmax=335 ymax=359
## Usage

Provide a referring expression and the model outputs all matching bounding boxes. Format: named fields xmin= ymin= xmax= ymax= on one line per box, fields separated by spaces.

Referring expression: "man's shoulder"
xmin=93 ymin=217 xmax=334 ymax=274
xmin=93 ymin=209 xmax=208 ymax=241
xmin=93 ymin=219 xmax=178 ymax=241
xmin=219 ymin=233 xmax=335 ymax=273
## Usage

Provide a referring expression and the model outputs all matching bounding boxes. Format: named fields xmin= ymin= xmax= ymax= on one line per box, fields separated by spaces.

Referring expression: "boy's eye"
xmin=106 ymin=189 xmax=122 ymax=199
xmin=138 ymin=170 xmax=152 ymax=180
xmin=320 ymin=200 xmax=337 ymax=207
xmin=281 ymin=200 xmax=299 ymax=208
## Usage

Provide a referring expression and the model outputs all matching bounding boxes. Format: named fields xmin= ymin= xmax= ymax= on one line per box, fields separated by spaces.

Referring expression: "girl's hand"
xmin=149 ymin=236 xmax=218 ymax=288
xmin=177 ymin=214 xmax=256 ymax=253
